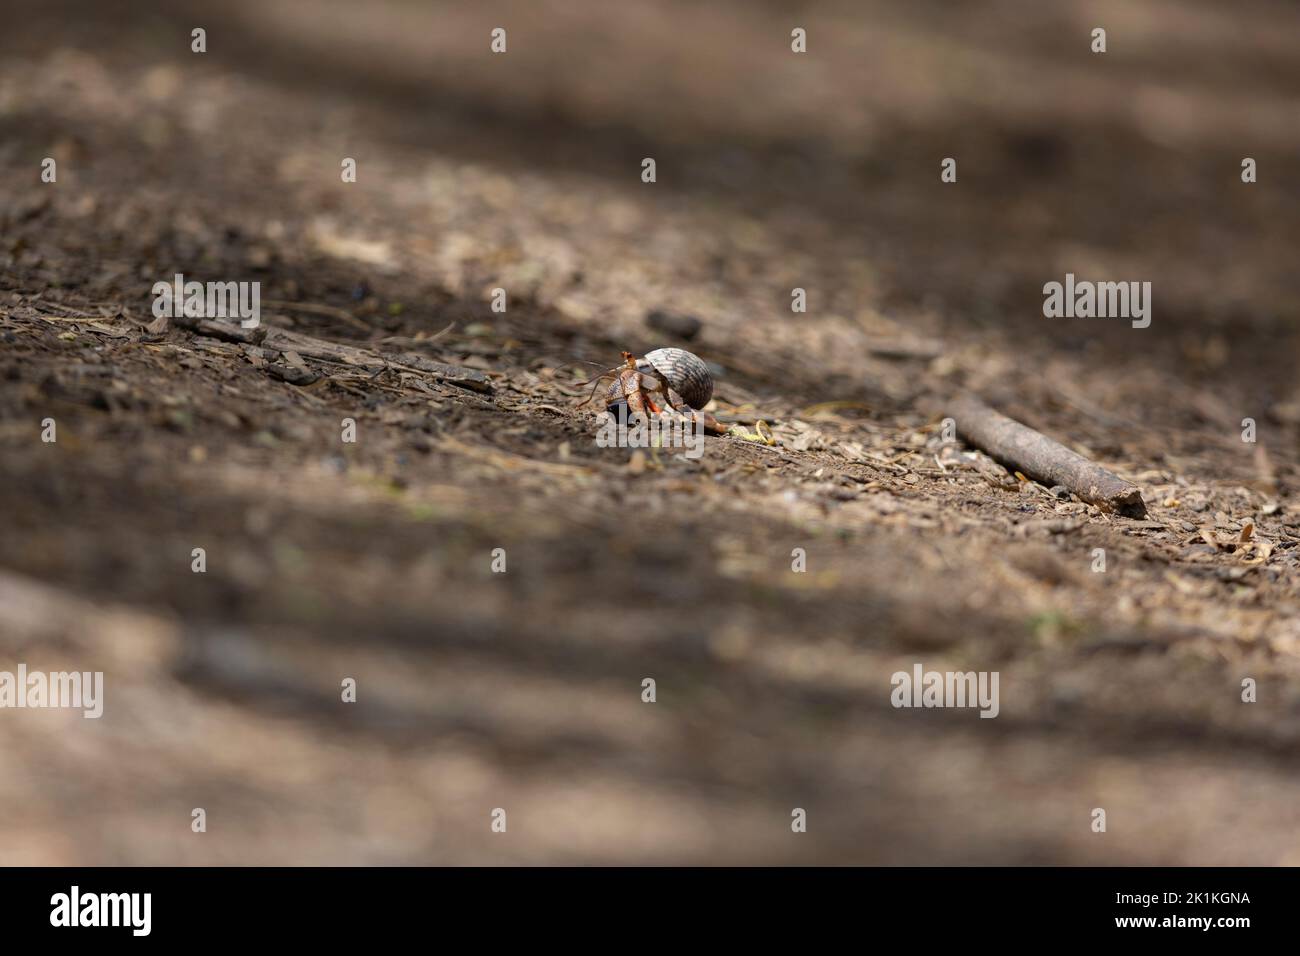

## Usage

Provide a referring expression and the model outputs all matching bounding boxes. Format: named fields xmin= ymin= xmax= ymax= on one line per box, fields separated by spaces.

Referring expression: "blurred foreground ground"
xmin=2 ymin=0 xmax=1300 ymax=864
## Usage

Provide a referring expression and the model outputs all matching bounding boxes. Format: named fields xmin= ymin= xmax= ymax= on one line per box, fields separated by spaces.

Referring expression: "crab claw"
xmin=607 ymin=398 xmax=632 ymax=426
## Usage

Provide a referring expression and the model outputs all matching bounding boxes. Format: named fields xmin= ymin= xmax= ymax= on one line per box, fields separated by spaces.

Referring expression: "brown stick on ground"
xmin=949 ymin=396 xmax=1148 ymax=518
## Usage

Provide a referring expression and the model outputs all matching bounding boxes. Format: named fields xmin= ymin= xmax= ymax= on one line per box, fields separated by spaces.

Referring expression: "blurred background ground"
xmin=1 ymin=0 xmax=1299 ymax=864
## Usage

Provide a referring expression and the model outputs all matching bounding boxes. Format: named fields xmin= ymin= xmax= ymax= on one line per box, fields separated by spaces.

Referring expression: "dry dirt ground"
xmin=2 ymin=0 xmax=1299 ymax=864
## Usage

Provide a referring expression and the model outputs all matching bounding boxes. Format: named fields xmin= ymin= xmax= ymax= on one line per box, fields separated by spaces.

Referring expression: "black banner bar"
xmin=0 ymin=867 xmax=1277 ymax=942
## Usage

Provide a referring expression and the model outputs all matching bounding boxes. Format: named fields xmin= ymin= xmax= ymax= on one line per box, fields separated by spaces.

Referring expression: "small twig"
xmin=374 ymin=321 xmax=456 ymax=347
xmin=426 ymin=321 xmax=455 ymax=343
xmin=949 ymin=396 xmax=1148 ymax=518
xmin=862 ymin=337 xmax=945 ymax=361
xmin=262 ymin=299 xmax=373 ymax=334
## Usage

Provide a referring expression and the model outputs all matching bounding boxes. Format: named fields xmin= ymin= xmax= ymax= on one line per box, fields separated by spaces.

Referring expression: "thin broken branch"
xmin=949 ymin=395 xmax=1147 ymax=518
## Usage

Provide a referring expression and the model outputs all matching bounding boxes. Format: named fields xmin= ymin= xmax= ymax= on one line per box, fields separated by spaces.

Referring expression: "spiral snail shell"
xmin=637 ymin=347 xmax=714 ymax=410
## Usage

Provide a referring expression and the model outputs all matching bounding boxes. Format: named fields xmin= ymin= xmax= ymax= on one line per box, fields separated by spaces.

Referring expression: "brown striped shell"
xmin=638 ymin=348 xmax=714 ymax=410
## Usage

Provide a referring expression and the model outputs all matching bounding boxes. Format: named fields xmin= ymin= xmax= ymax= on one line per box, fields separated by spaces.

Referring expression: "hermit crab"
xmin=579 ymin=347 xmax=773 ymax=443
